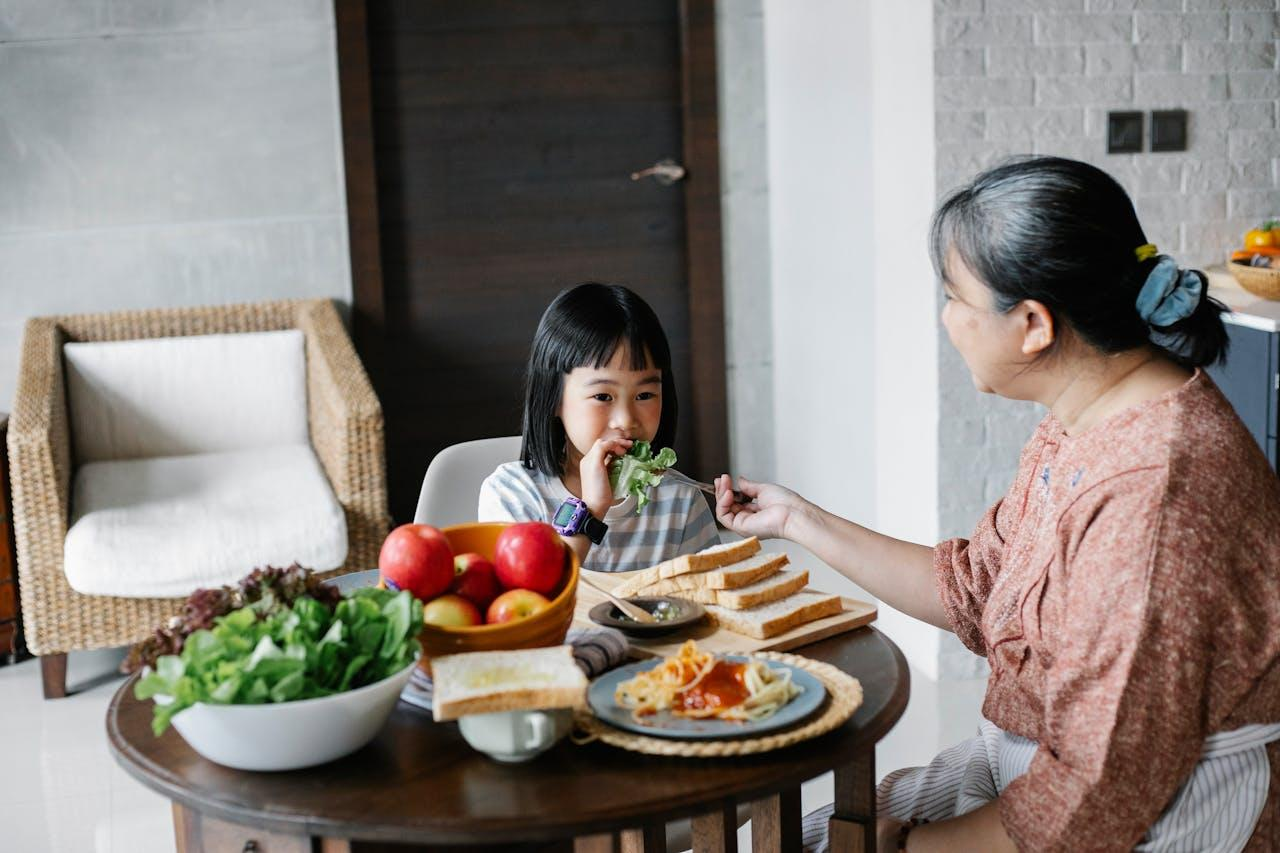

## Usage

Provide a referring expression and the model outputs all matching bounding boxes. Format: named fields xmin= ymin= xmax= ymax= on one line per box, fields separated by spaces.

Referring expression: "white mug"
xmin=457 ymin=708 xmax=573 ymax=763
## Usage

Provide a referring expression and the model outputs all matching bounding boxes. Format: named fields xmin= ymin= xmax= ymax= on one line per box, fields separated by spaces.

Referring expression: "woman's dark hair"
xmin=930 ymin=155 xmax=1228 ymax=368
xmin=520 ymin=283 xmax=678 ymax=476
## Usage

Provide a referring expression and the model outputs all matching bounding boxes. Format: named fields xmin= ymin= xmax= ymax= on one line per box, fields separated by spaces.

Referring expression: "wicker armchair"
xmin=7 ymin=299 xmax=389 ymax=698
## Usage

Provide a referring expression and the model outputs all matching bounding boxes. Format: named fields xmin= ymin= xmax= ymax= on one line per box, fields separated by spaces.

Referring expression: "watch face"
xmin=553 ymin=501 xmax=579 ymax=527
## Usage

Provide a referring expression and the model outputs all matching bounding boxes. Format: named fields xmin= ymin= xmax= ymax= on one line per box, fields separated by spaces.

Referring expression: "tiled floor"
xmin=0 ymin=643 xmax=988 ymax=852
xmin=0 ymin=648 xmax=173 ymax=853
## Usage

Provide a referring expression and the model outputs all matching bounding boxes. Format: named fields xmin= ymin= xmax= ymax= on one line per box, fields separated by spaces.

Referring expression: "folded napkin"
xmin=399 ymin=626 xmax=630 ymax=713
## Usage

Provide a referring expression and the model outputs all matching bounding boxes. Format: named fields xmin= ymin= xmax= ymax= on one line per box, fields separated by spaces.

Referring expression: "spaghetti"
xmin=614 ymin=640 xmax=801 ymax=723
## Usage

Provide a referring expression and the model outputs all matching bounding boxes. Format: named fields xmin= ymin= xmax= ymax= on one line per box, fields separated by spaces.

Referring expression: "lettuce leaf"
xmin=609 ymin=439 xmax=678 ymax=513
xmin=134 ymin=586 xmax=422 ymax=735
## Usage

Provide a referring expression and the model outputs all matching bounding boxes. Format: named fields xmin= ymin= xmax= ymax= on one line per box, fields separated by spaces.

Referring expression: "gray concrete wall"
xmin=0 ymin=0 xmax=350 ymax=410
xmin=934 ymin=0 xmax=1280 ymax=544
xmin=717 ymin=0 xmax=776 ymax=481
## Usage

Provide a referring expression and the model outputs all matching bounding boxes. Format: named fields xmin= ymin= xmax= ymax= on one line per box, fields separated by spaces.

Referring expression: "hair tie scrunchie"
xmin=1136 ymin=254 xmax=1203 ymax=354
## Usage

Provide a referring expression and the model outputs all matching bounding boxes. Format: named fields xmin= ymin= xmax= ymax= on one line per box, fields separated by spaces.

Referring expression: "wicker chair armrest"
xmin=296 ymin=300 xmax=389 ymax=570
xmin=7 ymin=319 xmax=72 ymax=603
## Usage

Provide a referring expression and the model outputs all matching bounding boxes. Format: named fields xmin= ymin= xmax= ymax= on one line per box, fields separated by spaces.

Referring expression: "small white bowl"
xmin=164 ymin=658 xmax=416 ymax=772
xmin=457 ymin=708 xmax=574 ymax=763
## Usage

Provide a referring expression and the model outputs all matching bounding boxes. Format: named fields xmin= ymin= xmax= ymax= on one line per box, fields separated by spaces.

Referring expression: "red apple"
xmin=486 ymin=588 xmax=552 ymax=625
xmin=378 ymin=524 xmax=454 ymax=601
xmin=450 ymin=552 xmax=500 ymax=611
xmin=422 ymin=594 xmax=482 ymax=627
xmin=493 ymin=522 xmax=565 ymax=595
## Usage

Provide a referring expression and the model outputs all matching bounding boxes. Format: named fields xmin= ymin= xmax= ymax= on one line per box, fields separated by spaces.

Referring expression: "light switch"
xmin=1107 ymin=111 xmax=1143 ymax=154
xmin=1150 ymin=110 xmax=1188 ymax=152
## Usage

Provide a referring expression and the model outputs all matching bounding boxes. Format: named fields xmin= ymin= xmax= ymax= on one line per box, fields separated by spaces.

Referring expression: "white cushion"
xmin=64 ymin=444 xmax=348 ymax=598
xmin=64 ymin=330 xmax=308 ymax=464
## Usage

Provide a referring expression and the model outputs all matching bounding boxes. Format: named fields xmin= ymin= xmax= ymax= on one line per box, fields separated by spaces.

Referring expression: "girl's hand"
xmin=714 ymin=475 xmax=812 ymax=541
xmin=579 ymin=432 xmax=633 ymax=519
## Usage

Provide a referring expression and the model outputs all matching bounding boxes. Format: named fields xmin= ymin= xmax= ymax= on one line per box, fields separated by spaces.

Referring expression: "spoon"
xmin=578 ymin=573 xmax=656 ymax=624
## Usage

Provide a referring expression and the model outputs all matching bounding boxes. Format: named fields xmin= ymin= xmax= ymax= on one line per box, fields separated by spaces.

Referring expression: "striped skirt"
xmin=802 ymin=719 xmax=1280 ymax=852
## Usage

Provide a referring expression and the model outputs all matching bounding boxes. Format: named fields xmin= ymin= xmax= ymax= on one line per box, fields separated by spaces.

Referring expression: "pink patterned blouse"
xmin=936 ymin=370 xmax=1280 ymax=851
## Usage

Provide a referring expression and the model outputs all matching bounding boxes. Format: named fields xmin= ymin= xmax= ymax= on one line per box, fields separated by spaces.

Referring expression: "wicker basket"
xmin=1229 ymin=260 xmax=1280 ymax=301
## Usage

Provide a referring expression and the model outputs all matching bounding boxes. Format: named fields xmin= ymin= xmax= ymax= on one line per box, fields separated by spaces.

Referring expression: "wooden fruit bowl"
xmin=1229 ymin=259 xmax=1280 ymax=301
xmin=417 ymin=522 xmax=579 ymax=673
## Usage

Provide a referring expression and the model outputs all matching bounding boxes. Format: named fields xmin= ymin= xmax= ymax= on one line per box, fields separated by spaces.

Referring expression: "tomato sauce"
xmin=677 ymin=661 xmax=749 ymax=712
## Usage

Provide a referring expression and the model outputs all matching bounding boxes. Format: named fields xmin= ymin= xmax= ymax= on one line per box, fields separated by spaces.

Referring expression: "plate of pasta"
xmin=586 ymin=640 xmax=826 ymax=739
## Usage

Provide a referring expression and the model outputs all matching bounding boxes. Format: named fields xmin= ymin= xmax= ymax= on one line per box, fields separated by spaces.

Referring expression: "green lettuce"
xmin=609 ymin=439 xmax=678 ymax=513
xmin=134 ymin=587 xmax=422 ymax=735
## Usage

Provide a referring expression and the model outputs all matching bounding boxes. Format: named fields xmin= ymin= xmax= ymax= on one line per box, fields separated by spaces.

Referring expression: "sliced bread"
xmin=704 ymin=590 xmax=844 ymax=640
xmin=612 ymin=536 xmax=762 ymax=598
xmin=635 ymin=552 xmax=789 ymax=595
xmin=670 ymin=568 xmax=810 ymax=609
xmin=430 ymin=645 xmax=587 ymax=722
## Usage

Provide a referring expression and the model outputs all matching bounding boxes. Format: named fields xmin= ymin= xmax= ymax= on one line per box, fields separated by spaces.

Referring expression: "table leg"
xmin=619 ymin=823 xmax=666 ymax=853
xmin=318 ymin=839 xmax=354 ymax=853
xmin=691 ymin=804 xmax=738 ymax=853
xmin=172 ymin=801 xmax=313 ymax=853
xmin=830 ymin=752 xmax=876 ymax=852
xmin=573 ymin=833 xmax=615 ymax=853
xmin=750 ymin=788 xmax=801 ymax=853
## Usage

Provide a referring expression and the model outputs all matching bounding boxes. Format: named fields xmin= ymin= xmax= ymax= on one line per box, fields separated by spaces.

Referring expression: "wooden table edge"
xmin=106 ymin=626 xmax=911 ymax=845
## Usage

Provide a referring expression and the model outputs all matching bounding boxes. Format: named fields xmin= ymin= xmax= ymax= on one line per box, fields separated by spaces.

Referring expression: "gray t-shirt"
xmin=477 ymin=461 xmax=720 ymax=573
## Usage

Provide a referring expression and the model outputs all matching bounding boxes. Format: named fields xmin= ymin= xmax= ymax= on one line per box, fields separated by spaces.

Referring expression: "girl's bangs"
xmin=566 ymin=325 xmax=657 ymax=373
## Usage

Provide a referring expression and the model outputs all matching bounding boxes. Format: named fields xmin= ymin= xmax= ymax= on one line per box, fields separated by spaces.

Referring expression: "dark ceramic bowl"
xmin=587 ymin=596 xmax=706 ymax=638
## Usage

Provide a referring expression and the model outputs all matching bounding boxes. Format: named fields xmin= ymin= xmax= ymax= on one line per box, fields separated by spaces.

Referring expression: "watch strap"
xmin=581 ymin=512 xmax=608 ymax=545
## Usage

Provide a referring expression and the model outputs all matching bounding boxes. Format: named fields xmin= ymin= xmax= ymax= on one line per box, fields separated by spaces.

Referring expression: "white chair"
xmin=413 ymin=436 xmax=522 ymax=527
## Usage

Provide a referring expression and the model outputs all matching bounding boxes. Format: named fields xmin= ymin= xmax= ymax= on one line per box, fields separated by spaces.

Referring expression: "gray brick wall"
xmin=934 ymin=0 xmax=1280 ymax=552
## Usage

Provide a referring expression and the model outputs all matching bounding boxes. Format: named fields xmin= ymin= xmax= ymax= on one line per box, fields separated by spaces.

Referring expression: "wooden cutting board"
xmin=572 ymin=570 xmax=877 ymax=659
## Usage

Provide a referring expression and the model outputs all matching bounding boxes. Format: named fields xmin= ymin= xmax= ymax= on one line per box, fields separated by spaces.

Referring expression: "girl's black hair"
xmin=930 ymin=155 xmax=1228 ymax=369
xmin=520 ymin=283 xmax=678 ymax=476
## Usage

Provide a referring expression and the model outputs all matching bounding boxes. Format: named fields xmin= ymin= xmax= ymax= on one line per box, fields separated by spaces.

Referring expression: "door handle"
xmin=630 ymin=158 xmax=686 ymax=186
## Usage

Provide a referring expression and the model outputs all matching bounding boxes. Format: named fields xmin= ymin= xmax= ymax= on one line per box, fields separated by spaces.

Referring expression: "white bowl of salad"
xmin=131 ymin=566 xmax=422 ymax=772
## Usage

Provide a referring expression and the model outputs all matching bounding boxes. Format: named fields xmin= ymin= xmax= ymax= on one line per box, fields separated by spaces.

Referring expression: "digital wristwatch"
xmin=551 ymin=497 xmax=608 ymax=545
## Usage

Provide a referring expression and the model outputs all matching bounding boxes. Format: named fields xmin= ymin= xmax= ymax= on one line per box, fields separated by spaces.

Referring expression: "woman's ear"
xmin=1020 ymin=300 xmax=1055 ymax=356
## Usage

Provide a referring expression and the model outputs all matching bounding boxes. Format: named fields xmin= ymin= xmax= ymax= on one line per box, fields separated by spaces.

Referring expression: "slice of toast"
xmin=635 ymin=553 xmax=789 ymax=595
xmin=704 ymin=590 xmax=844 ymax=640
xmin=612 ymin=537 xmax=762 ymax=598
xmin=430 ymin=645 xmax=587 ymax=722
xmin=670 ymin=568 xmax=810 ymax=609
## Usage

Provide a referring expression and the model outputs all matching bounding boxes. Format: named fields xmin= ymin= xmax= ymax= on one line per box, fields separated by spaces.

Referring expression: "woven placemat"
xmin=573 ymin=651 xmax=863 ymax=757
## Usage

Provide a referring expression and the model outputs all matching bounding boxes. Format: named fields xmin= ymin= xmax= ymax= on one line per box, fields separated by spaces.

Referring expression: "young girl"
xmin=479 ymin=282 xmax=719 ymax=572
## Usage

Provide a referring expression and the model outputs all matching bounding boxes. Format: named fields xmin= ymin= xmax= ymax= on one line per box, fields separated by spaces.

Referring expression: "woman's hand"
xmin=579 ymin=432 xmax=633 ymax=519
xmin=714 ymin=474 xmax=812 ymax=541
xmin=877 ymin=817 xmax=909 ymax=851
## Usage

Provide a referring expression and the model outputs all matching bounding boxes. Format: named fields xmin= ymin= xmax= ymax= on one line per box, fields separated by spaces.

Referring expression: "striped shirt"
xmin=803 ymin=720 xmax=1280 ymax=853
xmin=477 ymin=461 xmax=720 ymax=573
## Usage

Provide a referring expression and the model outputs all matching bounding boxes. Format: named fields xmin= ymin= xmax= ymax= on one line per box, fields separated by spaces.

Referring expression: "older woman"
xmin=717 ymin=157 xmax=1280 ymax=851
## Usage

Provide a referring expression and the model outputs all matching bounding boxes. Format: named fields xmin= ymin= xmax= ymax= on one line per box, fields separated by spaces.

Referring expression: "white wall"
xmin=870 ymin=0 xmax=947 ymax=680
xmin=758 ymin=1 xmax=962 ymax=679
xmin=764 ymin=0 xmax=875 ymax=541
xmin=0 ymin=0 xmax=350 ymax=411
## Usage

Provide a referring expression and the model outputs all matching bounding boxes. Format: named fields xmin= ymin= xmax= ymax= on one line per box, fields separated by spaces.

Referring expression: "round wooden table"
xmin=107 ymin=626 xmax=910 ymax=853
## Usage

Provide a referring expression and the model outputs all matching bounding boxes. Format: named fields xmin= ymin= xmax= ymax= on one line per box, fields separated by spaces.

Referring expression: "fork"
xmin=663 ymin=470 xmax=753 ymax=505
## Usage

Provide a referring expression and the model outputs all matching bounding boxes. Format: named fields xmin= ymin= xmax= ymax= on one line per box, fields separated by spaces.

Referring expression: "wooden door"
xmin=336 ymin=0 xmax=727 ymax=521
